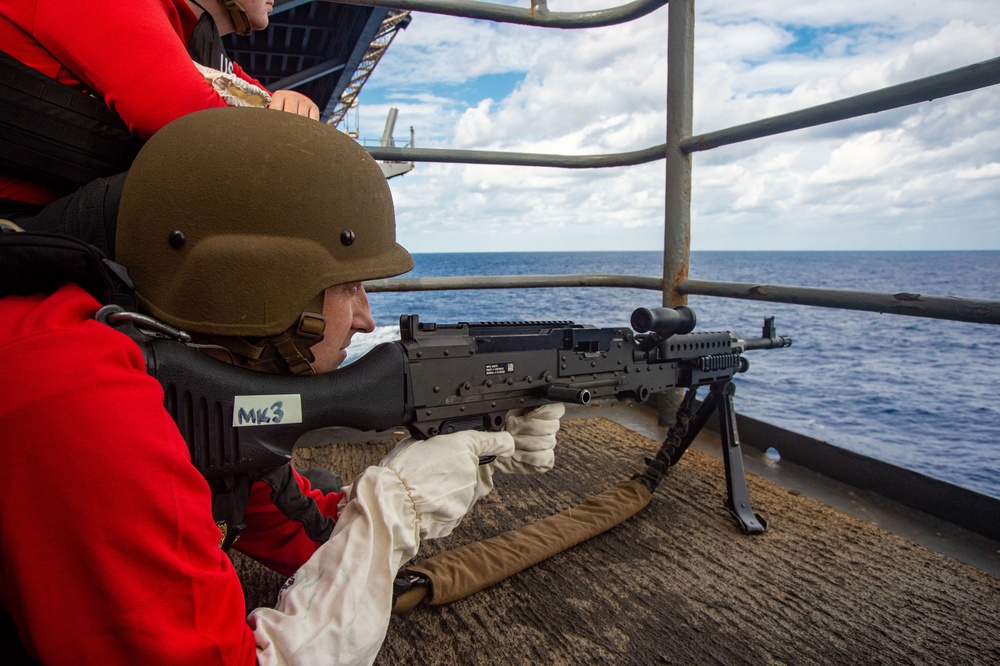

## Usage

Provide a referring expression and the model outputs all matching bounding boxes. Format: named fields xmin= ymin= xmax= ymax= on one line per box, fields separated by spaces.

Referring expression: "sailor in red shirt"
xmin=0 ymin=0 xmax=319 ymax=252
xmin=0 ymin=108 xmax=564 ymax=663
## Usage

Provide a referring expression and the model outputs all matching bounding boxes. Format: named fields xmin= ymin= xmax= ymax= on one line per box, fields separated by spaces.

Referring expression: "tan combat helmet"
xmin=116 ymin=106 xmax=414 ymax=374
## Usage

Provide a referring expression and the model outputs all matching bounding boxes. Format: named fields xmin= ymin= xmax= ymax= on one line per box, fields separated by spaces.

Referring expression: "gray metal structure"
xmin=222 ymin=0 xmax=410 ymax=125
xmin=331 ymin=0 xmax=668 ymax=28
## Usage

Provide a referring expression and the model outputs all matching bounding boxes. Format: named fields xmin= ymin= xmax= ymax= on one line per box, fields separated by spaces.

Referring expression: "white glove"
xmin=250 ymin=429 xmax=515 ymax=665
xmin=380 ymin=429 xmax=515 ymax=539
xmin=250 ymin=467 xmax=418 ymax=665
xmin=494 ymin=402 xmax=565 ymax=474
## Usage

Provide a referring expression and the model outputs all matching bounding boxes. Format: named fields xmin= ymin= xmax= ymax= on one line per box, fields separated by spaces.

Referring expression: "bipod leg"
xmin=712 ymin=380 xmax=767 ymax=535
xmin=669 ymin=387 xmax=717 ymax=466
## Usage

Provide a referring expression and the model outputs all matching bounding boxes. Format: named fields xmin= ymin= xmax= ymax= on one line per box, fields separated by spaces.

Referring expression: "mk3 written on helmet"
xmin=116 ymin=107 xmax=413 ymax=373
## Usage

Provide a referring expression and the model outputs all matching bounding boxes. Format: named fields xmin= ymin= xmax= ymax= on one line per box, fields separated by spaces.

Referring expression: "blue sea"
xmin=349 ymin=251 xmax=1000 ymax=500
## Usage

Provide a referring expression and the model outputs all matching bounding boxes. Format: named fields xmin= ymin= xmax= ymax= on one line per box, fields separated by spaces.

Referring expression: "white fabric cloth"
xmin=380 ymin=429 xmax=515 ymax=538
xmin=249 ymin=429 xmax=515 ymax=665
xmin=494 ymin=402 xmax=565 ymax=474
xmin=193 ymin=62 xmax=271 ymax=108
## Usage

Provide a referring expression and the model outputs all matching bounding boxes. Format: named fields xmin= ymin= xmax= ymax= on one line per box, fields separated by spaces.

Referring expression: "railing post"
xmin=659 ymin=0 xmax=695 ymax=425
xmin=663 ymin=0 xmax=694 ymax=309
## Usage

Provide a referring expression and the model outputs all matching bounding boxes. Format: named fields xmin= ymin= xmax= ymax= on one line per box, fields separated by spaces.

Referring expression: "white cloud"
xmin=357 ymin=0 xmax=1000 ymax=252
xmin=956 ymin=163 xmax=1000 ymax=180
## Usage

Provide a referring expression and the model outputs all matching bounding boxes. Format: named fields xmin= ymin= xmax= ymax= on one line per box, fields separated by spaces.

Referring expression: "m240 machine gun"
xmin=125 ymin=306 xmax=791 ymax=540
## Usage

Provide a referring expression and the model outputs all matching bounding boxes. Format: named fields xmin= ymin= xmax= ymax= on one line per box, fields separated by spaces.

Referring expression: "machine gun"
xmin=117 ymin=305 xmax=791 ymax=543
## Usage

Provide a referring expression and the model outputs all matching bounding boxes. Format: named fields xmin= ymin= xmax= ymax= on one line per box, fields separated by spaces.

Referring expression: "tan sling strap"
xmin=393 ymin=479 xmax=653 ymax=612
xmin=391 ymin=391 xmax=700 ymax=612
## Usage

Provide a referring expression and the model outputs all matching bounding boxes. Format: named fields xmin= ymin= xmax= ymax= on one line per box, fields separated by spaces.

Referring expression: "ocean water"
xmin=349 ymin=251 xmax=1000 ymax=500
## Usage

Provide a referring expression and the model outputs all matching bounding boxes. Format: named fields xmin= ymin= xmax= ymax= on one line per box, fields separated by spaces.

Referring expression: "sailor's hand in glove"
xmin=252 ymin=430 xmax=515 ymax=665
xmin=494 ymin=402 xmax=565 ymax=474
xmin=380 ymin=430 xmax=515 ymax=539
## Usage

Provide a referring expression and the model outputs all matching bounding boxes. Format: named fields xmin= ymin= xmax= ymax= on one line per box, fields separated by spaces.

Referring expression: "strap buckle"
xmin=294 ymin=312 xmax=326 ymax=341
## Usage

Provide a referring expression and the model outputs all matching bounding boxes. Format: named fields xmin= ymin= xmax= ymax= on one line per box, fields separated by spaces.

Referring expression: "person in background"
xmin=0 ymin=0 xmax=319 ymax=256
xmin=0 ymin=107 xmax=563 ymax=664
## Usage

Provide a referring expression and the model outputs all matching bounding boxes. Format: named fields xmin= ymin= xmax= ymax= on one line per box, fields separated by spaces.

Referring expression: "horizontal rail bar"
xmin=679 ymin=279 xmax=1000 ymax=326
xmin=321 ymin=0 xmax=668 ymax=29
xmin=682 ymin=56 xmax=1000 ymax=153
xmin=365 ymin=144 xmax=666 ymax=168
xmin=365 ymin=60 xmax=999 ymax=168
xmin=365 ymin=274 xmax=1000 ymax=326
xmin=365 ymin=274 xmax=664 ymax=292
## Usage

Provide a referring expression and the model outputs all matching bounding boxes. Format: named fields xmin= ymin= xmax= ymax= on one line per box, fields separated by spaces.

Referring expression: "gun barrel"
xmin=742 ymin=335 xmax=793 ymax=351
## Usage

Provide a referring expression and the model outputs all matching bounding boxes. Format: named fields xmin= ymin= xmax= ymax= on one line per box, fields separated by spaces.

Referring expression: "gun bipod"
xmin=641 ymin=382 xmax=767 ymax=535
xmin=707 ymin=380 xmax=767 ymax=534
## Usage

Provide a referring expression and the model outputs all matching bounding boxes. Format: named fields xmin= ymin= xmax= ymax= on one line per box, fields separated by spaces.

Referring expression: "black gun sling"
xmin=0 ymin=49 xmax=142 ymax=188
xmin=0 ymin=224 xmax=134 ymax=308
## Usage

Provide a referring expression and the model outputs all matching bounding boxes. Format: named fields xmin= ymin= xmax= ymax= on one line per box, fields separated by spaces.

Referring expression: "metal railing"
xmin=331 ymin=0 xmax=668 ymax=28
xmin=365 ymin=275 xmax=1000 ymax=326
xmin=327 ymin=0 xmax=1000 ymax=328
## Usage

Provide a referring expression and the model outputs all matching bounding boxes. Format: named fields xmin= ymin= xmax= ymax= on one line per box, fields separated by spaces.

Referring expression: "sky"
xmin=346 ymin=0 xmax=1000 ymax=252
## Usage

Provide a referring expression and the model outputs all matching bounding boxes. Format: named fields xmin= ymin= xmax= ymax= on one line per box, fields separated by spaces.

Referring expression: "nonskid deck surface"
xmin=235 ymin=415 xmax=1000 ymax=665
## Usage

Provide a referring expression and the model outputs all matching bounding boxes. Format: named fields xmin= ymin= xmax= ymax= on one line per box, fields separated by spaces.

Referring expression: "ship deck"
xmin=235 ymin=405 xmax=1000 ymax=664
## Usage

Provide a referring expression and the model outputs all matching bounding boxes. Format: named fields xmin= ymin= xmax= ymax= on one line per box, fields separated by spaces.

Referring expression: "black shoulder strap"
xmin=187 ymin=11 xmax=236 ymax=74
xmin=0 ymin=225 xmax=135 ymax=309
xmin=0 ymin=49 xmax=143 ymax=187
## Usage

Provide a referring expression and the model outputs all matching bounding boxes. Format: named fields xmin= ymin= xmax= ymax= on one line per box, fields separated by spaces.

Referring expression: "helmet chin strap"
xmin=194 ymin=293 xmax=327 ymax=375
xmin=221 ymin=0 xmax=252 ymax=36
xmin=199 ymin=313 xmax=326 ymax=375
xmin=265 ymin=310 xmax=327 ymax=375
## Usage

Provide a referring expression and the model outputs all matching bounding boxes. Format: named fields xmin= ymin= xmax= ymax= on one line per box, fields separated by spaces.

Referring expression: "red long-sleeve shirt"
xmin=0 ymin=0 xmax=265 ymax=205
xmin=0 ymin=284 xmax=341 ymax=664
